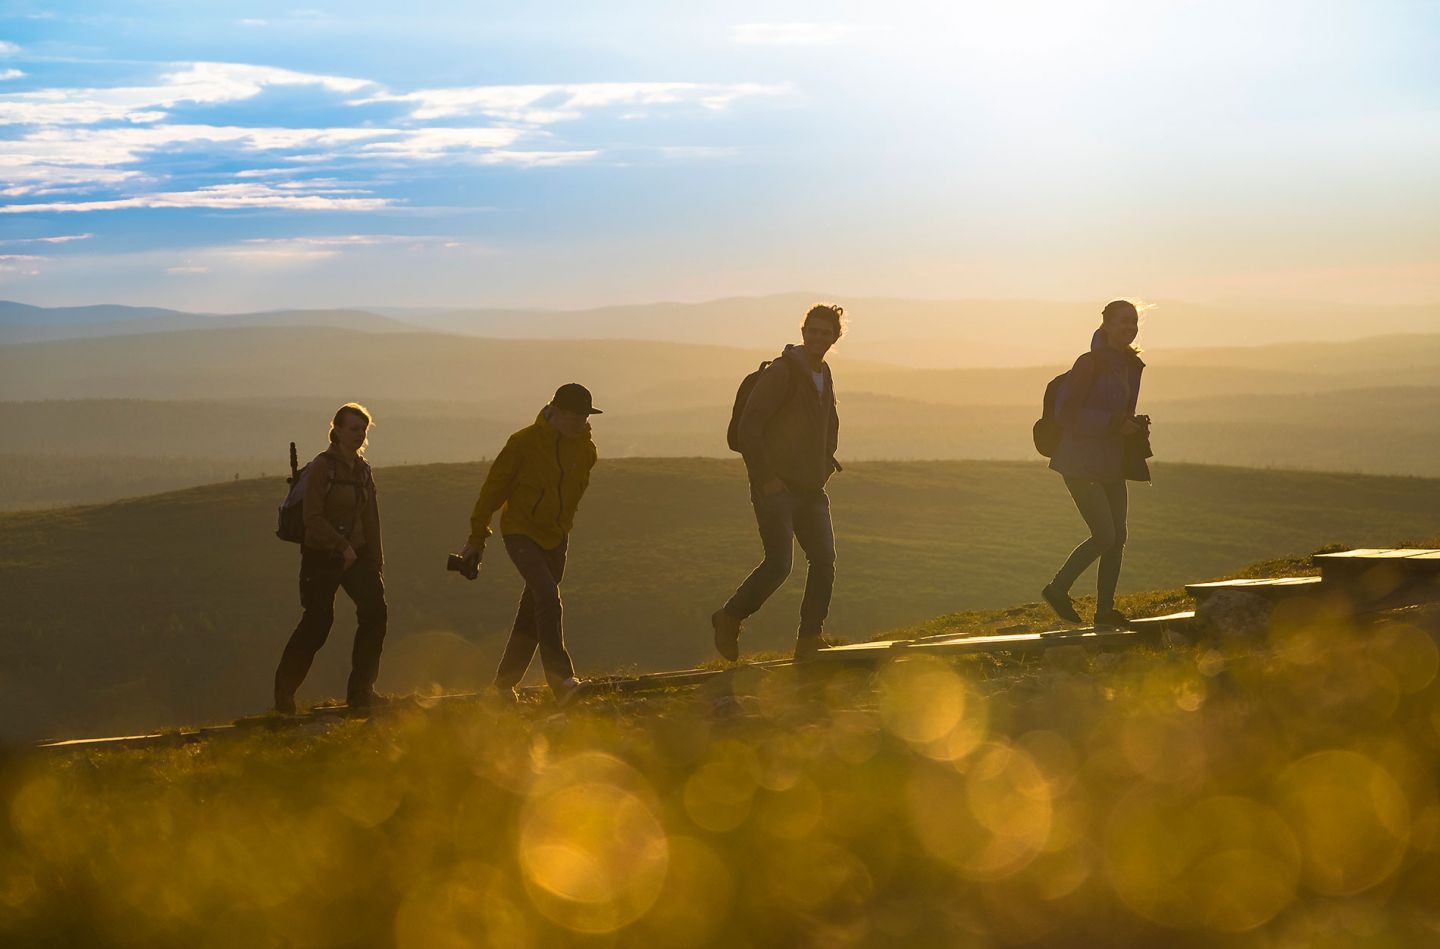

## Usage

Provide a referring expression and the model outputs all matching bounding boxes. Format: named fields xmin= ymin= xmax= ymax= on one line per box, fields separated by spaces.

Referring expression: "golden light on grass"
xmin=518 ymin=752 xmax=669 ymax=934
xmin=1105 ymin=792 xmax=1300 ymax=932
xmin=634 ymin=836 xmax=734 ymax=948
xmin=394 ymin=861 xmax=536 ymax=949
xmin=1275 ymin=750 xmax=1410 ymax=897
xmin=879 ymin=656 xmax=988 ymax=761
xmin=907 ymin=741 xmax=1052 ymax=881
xmin=683 ymin=740 xmax=760 ymax=833
xmin=1120 ymin=713 xmax=1207 ymax=786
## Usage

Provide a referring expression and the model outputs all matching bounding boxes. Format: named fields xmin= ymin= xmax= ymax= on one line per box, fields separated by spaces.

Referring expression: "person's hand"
xmin=1119 ymin=418 xmax=1142 ymax=436
xmin=761 ymin=478 xmax=787 ymax=496
xmin=341 ymin=544 xmax=359 ymax=570
xmin=460 ymin=543 xmax=482 ymax=563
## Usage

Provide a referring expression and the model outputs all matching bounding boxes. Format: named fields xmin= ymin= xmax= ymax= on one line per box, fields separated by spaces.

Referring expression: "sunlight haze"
xmin=1 ymin=0 xmax=1435 ymax=311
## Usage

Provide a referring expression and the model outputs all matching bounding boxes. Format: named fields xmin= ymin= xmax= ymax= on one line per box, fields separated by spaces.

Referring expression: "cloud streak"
xmin=0 ymin=182 xmax=392 ymax=214
xmin=357 ymin=81 xmax=794 ymax=123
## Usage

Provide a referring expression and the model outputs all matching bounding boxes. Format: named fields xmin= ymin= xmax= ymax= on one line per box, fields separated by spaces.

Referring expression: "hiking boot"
xmin=712 ymin=608 xmax=742 ymax=662
xmin=492 ymin=684 xmax=520 ymax=705
xmin=1042 ymin=584 xmax=1083 ymax=625
xmin=554 ymin=677 xmax=589 ymax=710
xmin=273 ymin=691 xmax=297 ymax=716
xmin=1094 ymin=608 xmax=1131 ymax=629
xmin=793 ymin=634 xmax=834 ymax=663
xmin=346 ymin=690 xmax=391 ymax=710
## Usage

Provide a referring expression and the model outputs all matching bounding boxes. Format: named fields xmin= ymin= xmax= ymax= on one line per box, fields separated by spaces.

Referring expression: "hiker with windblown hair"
xmin=458 ymin=383 xmax=601 ymax=707
xmin=273 ymin=402 xmax=387 ymax=714
xmin=713 ymin=302 xmax=844 ymax=663
xmin=1041 ymin=300 xmax=1152 ymax=629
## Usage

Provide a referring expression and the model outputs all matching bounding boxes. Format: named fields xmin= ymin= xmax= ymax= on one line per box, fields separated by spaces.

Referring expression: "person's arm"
xmin=363 ymin=475 xmax=383 ymax=570
xmin=1058 ymin=354 xmax=1126 ymax=435
xmin=826 ymin=367 xmax=841 ymax=472
xmin=738 ymin=361 xmax=790 ymax=488
xmin=465 ymin=435 xmax=522 ymax=552
xmin=303 ymin=454 xmax=351 ymax=554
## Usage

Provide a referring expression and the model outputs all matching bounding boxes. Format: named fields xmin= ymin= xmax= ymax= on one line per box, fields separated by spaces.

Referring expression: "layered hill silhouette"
xmin=2 ymin=457 xmax=1436 ymax=742
xmin=5 ymin=323 xmax=1440 ymax=507
xmin=7 ymin=294 xmax=1438 ymax=366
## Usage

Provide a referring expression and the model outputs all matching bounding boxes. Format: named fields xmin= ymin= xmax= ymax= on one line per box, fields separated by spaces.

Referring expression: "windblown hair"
xmin=328 ymin=402 xmax=373 ymax=456
xmin=803 ymin=302 xmax=846 ymax=340
xmin=1100 ymin=299 xmax=1152 ymax=354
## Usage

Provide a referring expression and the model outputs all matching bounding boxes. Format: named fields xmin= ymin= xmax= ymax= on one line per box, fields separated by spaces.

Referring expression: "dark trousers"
xmin=724 ymin=488 xmax=836 ymax=639
xmin=494 ymin=534 xmax=576 ymax=690
xmin=274 ymin=546 xmax=388 ymax=704
xmin=1052 ymin=477 xmax=1129 ymax=611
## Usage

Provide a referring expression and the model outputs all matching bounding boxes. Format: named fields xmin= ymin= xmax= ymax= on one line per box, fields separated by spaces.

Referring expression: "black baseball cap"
xmin=552 ymin=383 xmax=603 ymax=415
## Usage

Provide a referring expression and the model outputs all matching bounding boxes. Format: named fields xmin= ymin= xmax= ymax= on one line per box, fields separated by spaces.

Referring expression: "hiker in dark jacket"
xmin=1042 ymin=300 xmax=1150 ymax=628
xmin=274 ymin=402 xmax=387 ymax=714
xmin=459 ymin=384 xmax=601 ymax=706
xmin=714 ymin=302 xmax=843 ymax=663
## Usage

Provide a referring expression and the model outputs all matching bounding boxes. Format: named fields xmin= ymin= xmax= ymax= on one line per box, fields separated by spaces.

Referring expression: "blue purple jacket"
xmin=1048 ymin=329 xmax=1145 ymax=483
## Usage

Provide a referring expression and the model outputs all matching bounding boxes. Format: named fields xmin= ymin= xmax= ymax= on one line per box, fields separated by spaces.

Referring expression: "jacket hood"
xmin=535 ymin=408 xmax=594 ymax=443
xmin=782 ymin=342 xmax=827 ymax=369
xmin=1091 ymin=328 xmax=1145 ymax=367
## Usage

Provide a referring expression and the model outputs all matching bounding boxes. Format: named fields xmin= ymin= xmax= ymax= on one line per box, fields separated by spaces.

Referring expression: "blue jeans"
xmin=1052 ymin=477 xmax=1128 ymax=612
xmin=724 ymin=488 xmax=836 ymax=639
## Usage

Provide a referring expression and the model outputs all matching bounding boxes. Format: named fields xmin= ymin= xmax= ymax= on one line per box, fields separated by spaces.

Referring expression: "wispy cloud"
xmin=731 ymin=23 xmax=857 ymax=46
xmin=0 ymin=253 xmax=46 ymax=262
xmin=0 ymin=41 xmax=20 ymax=57
xmin=0 ymin=61 xmax=372 ymax=126
xmin=358 ymin=81 xmax=793 ymax=123
xmin=0 ymin=182 xmax=392 ymax=214
xmin=0 ymin=69 xmax=23 ymax=81
xmin=0 ymin=233 xmax=92 ymax=245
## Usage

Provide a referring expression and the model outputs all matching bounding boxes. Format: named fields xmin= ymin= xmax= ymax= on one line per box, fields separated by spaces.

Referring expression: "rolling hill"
xmin=1 ymin=458 xmax=1435 ymax=741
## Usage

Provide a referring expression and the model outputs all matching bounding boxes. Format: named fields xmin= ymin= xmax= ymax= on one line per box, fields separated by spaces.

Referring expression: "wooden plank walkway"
xmin=1185 ymin=576 xmax=1323 ymax=603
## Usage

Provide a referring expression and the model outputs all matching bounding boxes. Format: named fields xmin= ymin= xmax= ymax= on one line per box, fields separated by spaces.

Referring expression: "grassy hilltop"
xmin=2 ymin=596 xmax=1438 ymax=946
xmin=1 ymin=458 xmax=1437 ymax=742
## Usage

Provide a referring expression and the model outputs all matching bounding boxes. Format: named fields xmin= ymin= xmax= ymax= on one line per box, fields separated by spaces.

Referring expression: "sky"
xmin=0 ymin=0 xmax=1437 ymax=311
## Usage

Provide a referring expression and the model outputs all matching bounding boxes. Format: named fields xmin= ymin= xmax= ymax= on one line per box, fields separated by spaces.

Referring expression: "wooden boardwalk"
xmin=34 ymin=549 xmax=1440 ymax=754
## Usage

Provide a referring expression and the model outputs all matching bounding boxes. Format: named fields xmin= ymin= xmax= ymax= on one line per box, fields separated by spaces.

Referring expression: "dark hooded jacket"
xmin=1049 ymin=329 xmax=1146 ymax=483
xmin=738 ymin=343 xmax=840 ymax=493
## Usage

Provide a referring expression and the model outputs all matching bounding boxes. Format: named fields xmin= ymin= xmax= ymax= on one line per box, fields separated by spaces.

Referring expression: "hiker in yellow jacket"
xmin=459 ymin=383 xmax=601 ymax=705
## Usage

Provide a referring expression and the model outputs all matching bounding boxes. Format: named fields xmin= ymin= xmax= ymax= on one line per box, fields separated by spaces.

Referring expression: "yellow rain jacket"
xmin=467 ymin=411 xmax=598 ymax=550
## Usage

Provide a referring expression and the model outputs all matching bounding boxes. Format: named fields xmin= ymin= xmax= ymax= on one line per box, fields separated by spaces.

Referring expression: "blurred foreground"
xmin=2 ymin=598 xmax=1439 ymax=947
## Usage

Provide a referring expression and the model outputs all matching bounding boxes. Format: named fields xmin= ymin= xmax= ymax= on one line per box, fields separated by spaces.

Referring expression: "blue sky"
xmin=0 ymin=1 xmax=1437 ymax=310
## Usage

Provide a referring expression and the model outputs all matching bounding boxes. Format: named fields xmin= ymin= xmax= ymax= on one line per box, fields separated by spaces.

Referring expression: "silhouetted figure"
xmin=714 ymin=302 xmax=844 ymax=662
xmin=460 ymin=384 xmax=601 ymax=706
xmin=1042 ymin=300 xmax=1151 ymax=628
xmin=274 ymin=403 xmax=387 ymax=713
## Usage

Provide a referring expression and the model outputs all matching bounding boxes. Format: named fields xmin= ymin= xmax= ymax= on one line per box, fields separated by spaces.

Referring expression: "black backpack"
xmin=727 ymin=357 xmax=801 ymax=452
xmin=275 ymin=443 xmax=372 ymax=544
xmin=1031 ymin=372 xmax=1070 ymax=457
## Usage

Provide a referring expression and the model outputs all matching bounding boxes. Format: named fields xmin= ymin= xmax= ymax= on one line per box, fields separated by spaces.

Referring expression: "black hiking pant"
xmin=1051 ymin=477 xmax=1128 ymax=613
xmin=493 ymin=534 xmax=577 ymax=691
xmin=274 ymin=545 xmax=387 ymax=706
xmin=724 ymin=488 xmax=836 ymax=641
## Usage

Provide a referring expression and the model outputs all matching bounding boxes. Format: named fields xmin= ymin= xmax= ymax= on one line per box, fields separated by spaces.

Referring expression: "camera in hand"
xmin=446 ymin=553 xmax=480 ymax=580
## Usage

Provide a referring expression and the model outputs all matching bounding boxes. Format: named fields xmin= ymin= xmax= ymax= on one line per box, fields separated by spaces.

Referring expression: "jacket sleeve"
xmin=1058 ymin=354 xmax=1122 ymax=436
xmin=303 ymin=453 xmax=349 ymax=552
xmin=363 ymin=475 xmax=383 ymax=569
xmin=561 ymin=443 xmax=597 ymax=533
xmin=738 ymin=361 xmax=790 ymax=486
xmin=467 ymin=434 xmax=522 ymax=548
xmin=827 ymin=368 xmax=840 ymax=471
